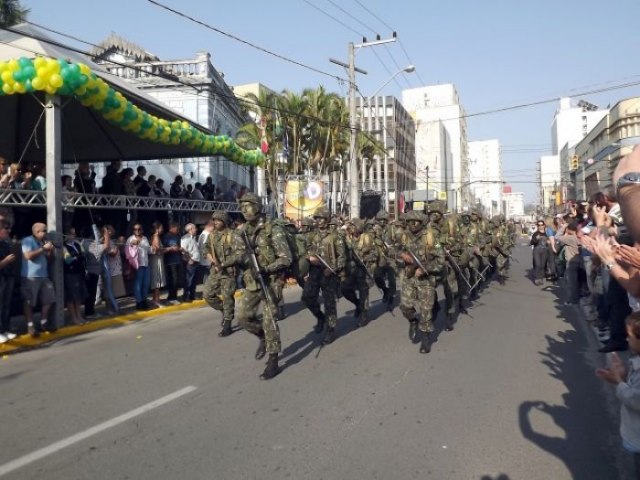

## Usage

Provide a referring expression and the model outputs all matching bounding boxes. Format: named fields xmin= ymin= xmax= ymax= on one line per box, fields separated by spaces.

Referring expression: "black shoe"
xmin=255 ymin=338 xmax=267 ymax=360
xmin=314 ymin=315 xmax=326 ymax=334
xmin=419 ymin=333 xmax=432 ymax=354
xmin=277 ymin=306 xmax=286 ymax=321
xmin=322 ymin=327 xmax=335 ymax=345
xmin=386 ymin=293 xmax=395 ymax=307
xmin=381 ymin=287 xmax=389 ymax=304
xmin=357 ymin=312 xmax=369 ymax=328
xmin=409 ymin=320 xmax=419 ymax=344
xmin=218 ymin=322 xmax=233 ymax=337
xmin=598 ymin=343 xmax=628 ymax=353
xmin=445 ymin=314 xmax=455 ymax=332
xmin=260 ymin=354 xmax=280 ymax=380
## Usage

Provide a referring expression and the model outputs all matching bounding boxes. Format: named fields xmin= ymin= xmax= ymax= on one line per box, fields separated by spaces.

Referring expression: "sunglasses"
xmin=537 ymin=223 xmax=545 ymax=227
xmin=133 ymin=227 xmax=142 ymax=231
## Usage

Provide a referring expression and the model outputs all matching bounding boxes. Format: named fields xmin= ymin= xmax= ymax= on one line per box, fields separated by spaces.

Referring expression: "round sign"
xmin=587 ymin=158 xmax=594 ymax=165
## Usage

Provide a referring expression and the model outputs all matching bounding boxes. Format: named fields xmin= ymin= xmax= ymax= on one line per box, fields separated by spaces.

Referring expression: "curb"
xmin=0 ymin=299 xmax=208 ymax=356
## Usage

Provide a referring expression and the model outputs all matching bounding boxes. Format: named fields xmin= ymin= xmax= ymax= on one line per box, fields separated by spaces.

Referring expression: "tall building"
xmin=468 ymin=140 xmax=503 ymax=217
xmin=551 ymin=97 xmax=608 ymax=155
xmin=93 ymin=34 xmax=251 ymax=191
xmin=354 ymin=95 xmax=416 ymax=214
xmin=538 ymin=155 xmax=561 ymax=211
xmin=503 ymin=191 xmax=525 ymax=219
xmin=402 ymin=84 xmax=468 ymax=211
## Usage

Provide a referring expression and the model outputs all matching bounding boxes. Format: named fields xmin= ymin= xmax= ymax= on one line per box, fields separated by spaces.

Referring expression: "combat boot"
xmin=322 ymin=327 xmax=335 ymax=345
xmin=314 ymin=313 xmax=326 ymax=334
xmin=419 ymin=333 xmax=432 ymax=354
xmin=218 ymin=321 xmax=233 ymax=337
xmin=277 ymin=305 xmax=286 ymax=320
xmin=260 ymin=354 xmax=280 ymax=380
xmin=381 ymin=287 xmax=389 ymax=304
xmin=357 ymin=311 xmax=369 ymax=328
xmin=445 ymin=313 xmax=455 ymax=332
xmin=255 ymin=335 xmax=266 ymax=360
xmin=408 ymin=320 xmax=419 ymax=344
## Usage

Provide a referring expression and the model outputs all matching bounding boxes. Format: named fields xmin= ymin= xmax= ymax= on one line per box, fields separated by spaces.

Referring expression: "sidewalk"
xmin=0 ymin=292 xmax=208 ymax=356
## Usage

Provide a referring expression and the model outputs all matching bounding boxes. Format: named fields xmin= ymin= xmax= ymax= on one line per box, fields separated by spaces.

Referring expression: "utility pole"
xmin=330 ymin=34 xmax=397 ymax=218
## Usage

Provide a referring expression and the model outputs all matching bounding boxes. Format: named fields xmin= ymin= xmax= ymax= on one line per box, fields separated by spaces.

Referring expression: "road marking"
xmin=0 ymin=385 xmax=197 ymax=477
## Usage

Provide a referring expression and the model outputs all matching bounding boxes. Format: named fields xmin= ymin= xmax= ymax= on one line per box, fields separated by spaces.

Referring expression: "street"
xmin=0 ymin=245 xmax=630 ymax=479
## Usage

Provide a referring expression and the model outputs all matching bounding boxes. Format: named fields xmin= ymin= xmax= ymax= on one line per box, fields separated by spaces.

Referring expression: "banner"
xmin=284 ymin=180 xmax=324 ymax=220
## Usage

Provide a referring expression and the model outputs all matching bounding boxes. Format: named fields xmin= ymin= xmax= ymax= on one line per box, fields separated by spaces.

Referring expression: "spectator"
xmin=214 ymin=187 xmax=224 ymax=201
xmin=0 ymin=218 xmax=17 ymax=342
xmin=2 ymin=163 xmax=22 ymax=189
xmin=163 ymin=222 xmax=183 ymax=305
xmin=61 ymin=175 xmax=75 ymax=232
xmin=62 ymin=226 xmax=87 ymax=325
xmin=530 ymin=220 xmax=550 ymax=286
xmin=224 ymin=183 xmax=238 ymax=202
xmin=30 ymin=164 xmax=46 ymax=191
xmin=120 ymin=168 xmax=136 ymax=196
xmin=21 ymin=222 xmax=55 ymax=337
xmin=197 ymin=220 xmax=214 ymax=287
xmin=101 ymin=226 xmax=121 ymax=314
xmin=181 ymin=223 xmax=200 ymax=302
xmin=154 ymin=178 xmax=168 ymax=197
xmin=125 ymin=223 xmax=152 ymax=311
xmin=185 ymin=184 xmax=193 ymax=199
xmin=201 ymin=177 xmax=215 ymax=200
xmin=147 ymin=175 xmax=157 ymax=197
xmin=149 ymin=221 xmax=166 ymax=309
xmin=238 ymin=186 xmax=248 ymax=200
xmin=101 ymin=160 xmax=124 ymax=195
xmin=170 ymin=175 xmax=185 ymax=199
xmin=596 ymin=311 xmax=640 ymax=477
xmin=73 ymin=161 xmax=96 ymax=194
xmin=82 ymin=225 xmax=109 ymax=319
xmin=61 ymin=175 xmax=73 ymax=192
xmin=133 ymin=166 xmax=149 ymax=196
xmin=191 ymin=182 xmax=204 ymax=200
xmin=554 ymin=221 xmax=582 ymax=305
xmin=0 ymin=157 xmax=9 ymax=188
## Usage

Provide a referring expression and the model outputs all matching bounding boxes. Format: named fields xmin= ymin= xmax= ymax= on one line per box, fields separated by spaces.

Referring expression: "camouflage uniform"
xmin=342 ymin=219 xmax=377 ymax=327
xmin=233 ymin=193 xmax=292 ymax=380
xmin=399 ymin=210 xmax=445 ymax=353
xmin=426 ymin=201 xmax=458 ymax=327
xmin=203 ymin=211 xmax=238 ymax=337
xmin=372 ymin=211 xmax=397 ymax=306
xmin=302 ymin=207 xmax=346 ymax=344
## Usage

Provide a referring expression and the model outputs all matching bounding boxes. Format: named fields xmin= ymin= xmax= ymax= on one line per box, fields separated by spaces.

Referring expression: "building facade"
xmin=503 ymin=191 xmax=525 ymax=218
xmin=551 ymin=97 xmax=608 ymax=156
xmin=468 ymin=139 xmax=503 ymax=217
xmin=402 ymin=84 xmax=469 ymax=211
xmin=538 ymin=155 xmax=560 ymax=212
xmin=354 ymin=95 xmax=416 ymax=214
xmin=93 ymin=34 xmax=251 ymax=191
xmin=570 ymin=97 xmax=640 ymax=200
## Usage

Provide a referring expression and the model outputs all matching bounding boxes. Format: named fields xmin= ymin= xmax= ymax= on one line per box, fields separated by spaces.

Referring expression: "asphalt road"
xmin=0 ymin=245 xmax=631 ymax=479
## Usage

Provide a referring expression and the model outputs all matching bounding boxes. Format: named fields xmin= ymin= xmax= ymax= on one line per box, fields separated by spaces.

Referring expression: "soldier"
xmin=426 ymin=200 xmax=458 ymax=330
xmin=342 ymin=218 xmax=377 ymax=327
xmin=372 ymin=210 xmax=397 ymax=307
xmin=302 ymin=206 xmax=346 ymax=345
xmin=233 ymin=193 xmax=292 ymax=380
xmin=292 ymin=217 xmax=313 ymax=288
xmin=459 ymin=212 xmax=481 ymax=303
xmin=398 ymin=211 xmax=445 ymax=353
xmin=446 ymin=212 xmax=473 ymax=315
xmin=203 ymin=211 xmax=237 ymax=338
xmin=490 ymin=216 xmax=510 ymax=284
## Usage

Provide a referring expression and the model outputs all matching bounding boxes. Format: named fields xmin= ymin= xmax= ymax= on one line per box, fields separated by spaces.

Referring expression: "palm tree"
xmin=278 ymin=90 xmax=308 ymax=175
xmin=0 ymin=0 xmax=29 ymax=27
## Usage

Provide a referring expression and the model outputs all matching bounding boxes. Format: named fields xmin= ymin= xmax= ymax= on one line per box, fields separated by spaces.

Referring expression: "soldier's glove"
xmin=400 ymin=252 xmax=414 ymax=264
xmin=415 ymin=267 xmax=426 ymax=279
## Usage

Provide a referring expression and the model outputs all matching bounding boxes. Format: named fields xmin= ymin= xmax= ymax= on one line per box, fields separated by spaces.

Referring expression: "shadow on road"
xmin=479 ymin=475 xmax=511 ymax=480
xmin=518 ymin=324 xmax=621 ymax=479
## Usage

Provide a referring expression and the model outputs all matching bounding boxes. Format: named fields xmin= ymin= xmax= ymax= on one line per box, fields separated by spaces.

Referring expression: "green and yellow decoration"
xmin=0 ymin=56 xmax=264 ymax=167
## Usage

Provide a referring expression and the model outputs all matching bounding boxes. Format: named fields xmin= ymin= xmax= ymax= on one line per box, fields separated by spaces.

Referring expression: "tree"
xmin=0 ymin=0 xmax=29 ymax=27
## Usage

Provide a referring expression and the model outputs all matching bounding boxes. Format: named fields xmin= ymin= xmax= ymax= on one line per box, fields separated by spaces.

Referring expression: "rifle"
xmin=351 ymin=249 xmax=385 ymax=297
xmin=444 ymin=250 xmax=473 ymax=291
xmin=404 ymin=247 xmax=428 ymax=275
xmin=315 ymin=253 xmax=337 ymax=276
xmin=242 ymin=230 xmax=277 ymax=317
xmin=470 ymin=263 xmax=486 ymax=281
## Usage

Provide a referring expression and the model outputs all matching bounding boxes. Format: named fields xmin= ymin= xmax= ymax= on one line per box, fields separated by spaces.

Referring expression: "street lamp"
xmin=367 ymin=65 xmax=415 ymax=100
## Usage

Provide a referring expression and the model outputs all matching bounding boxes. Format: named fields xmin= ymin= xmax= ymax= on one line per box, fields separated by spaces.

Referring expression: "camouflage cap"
xmin=328 ymin=216 xmax=340 ymax=225
xmin=313 ymin=206 xmax=331 ymax=219
xmin=405 ymin=210 xmax=425 ymax=222
xmin=238 ymin=192 xmax=261 ymax=205
xmin=211 ymin=210 xmax=229 ymax=223
xmin=375 ymin=210 xmax=389 ymax=220
xmin=301 ymin=217 xmax=314 ymax=227
xmin=350 ymin=218 xmax=365 ymax=231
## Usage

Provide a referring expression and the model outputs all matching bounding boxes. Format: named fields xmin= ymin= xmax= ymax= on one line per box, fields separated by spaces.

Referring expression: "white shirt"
xmin=126 ymin=235 xmax=150 ymax=267
xmin=180 ymin=234 xmax=200 ymax=263
xmin=198 ymin=231 xmax=211 ymax=267
xmin=191 ymin=188 xmax=204 ymax=200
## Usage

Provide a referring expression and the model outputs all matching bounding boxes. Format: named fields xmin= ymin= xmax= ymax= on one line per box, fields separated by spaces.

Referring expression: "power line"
xmin=146 ymin=0 xmax=346 ymax=83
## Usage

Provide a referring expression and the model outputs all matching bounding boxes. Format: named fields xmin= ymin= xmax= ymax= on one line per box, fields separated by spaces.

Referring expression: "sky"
xmin=24 ymin=0 xmax=640 ymax=203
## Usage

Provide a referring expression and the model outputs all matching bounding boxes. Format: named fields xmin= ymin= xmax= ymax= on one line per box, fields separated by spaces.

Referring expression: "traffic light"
xmin=570 ymin=155 xmax=579 ymax=170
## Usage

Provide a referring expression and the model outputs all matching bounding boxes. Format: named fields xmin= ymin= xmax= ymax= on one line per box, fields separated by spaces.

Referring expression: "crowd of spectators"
xmin=529 ymin=145 xmax=640 ymax=476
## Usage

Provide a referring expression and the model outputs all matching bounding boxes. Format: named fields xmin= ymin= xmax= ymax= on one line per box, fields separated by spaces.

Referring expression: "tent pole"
xmin=45 ymin=95 xmax=64 ymax=329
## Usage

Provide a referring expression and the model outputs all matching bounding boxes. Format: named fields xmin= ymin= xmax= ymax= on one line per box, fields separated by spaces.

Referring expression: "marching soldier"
xmin=203 ymin=211 xmax=238 ymax=338
xmin=398 ymin=210 xmax=445 ymax=354
xmin=372 ymin=210 xmax=397 ymax=307
xmin=302 ymin=207 xmax=346 ymax=345
xmin=232 ymin=193 xmax=292 ymax=380
xmin=342 ymin=218 xmax=377 ymax=327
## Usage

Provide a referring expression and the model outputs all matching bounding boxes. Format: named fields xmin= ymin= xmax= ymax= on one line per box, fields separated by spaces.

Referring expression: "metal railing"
xmin=0 ymin=189 xmax=240 ymax=212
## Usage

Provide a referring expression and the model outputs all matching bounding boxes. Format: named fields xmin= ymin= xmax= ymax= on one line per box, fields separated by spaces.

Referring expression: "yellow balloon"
xmin=31 ymin=77 xmax=44 ymax=90
xmin=34 ymin=57 xmax=46 ymax=69
xmin=2 ymin=83 xmax=14 ymax=94
xmin=45 ymin=85 xmax=56 ymax=95
xmin=48 ymin=74 xmax=63 ymax=88
xmin=74 ymin=85 xmax=87 ymax=96
xmin=1 ymin=70 xmax=12 ymax=83
xmin=0 ymin=62 xmax=7 ymax=73
xmin=14 ymin=82 xmax=26 ymax=94
xmin=7 ymin=59 xmax=19 ymax=71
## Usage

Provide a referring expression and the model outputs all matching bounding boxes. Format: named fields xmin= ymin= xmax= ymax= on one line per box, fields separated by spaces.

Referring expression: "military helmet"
xmin=350 ymin=218 xmax=365 ymax=231
xmin=405 ymin=210 xmax=425 ymax=222
xmin=211 ymin=210 xmax=229 ymax=224
xmin=375 ymin=210 xmax=389 ymax=221
xmin=313 ymin=206 xmax=331 ymax=219
xmin=426 ymin=200 xmax=445 ymax=214
xmin=301 ymin=217 xmax=314 ymax=227
xmin=328 ymin=216 xmax=340 ymax=226
xmin=238 ymin=192 xmax=261 ymax=205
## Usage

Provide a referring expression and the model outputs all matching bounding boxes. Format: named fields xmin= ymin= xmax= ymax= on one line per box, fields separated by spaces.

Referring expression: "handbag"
xmin=125 ymin=244 xmax=139 ymax=270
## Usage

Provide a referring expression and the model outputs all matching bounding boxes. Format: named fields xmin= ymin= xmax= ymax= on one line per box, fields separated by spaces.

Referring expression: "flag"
xmin=259 ymin=114 xmax=268 ymax=154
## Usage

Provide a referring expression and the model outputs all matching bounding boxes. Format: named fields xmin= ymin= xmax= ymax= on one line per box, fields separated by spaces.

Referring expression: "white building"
xmin=468 ymin=140 xmax=503 ymax=217
xmin=551 ymin=97 xmax=608 ymax=155
xmin=93 ymin=34 xmax=251 ymax=191
xmin=538 ymin=154 xmax=561 ymax=211
xmin=402 ymin=84 xmax=468 ymax=211
xmin=503 ymin=191 xmax=525 ymax=218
